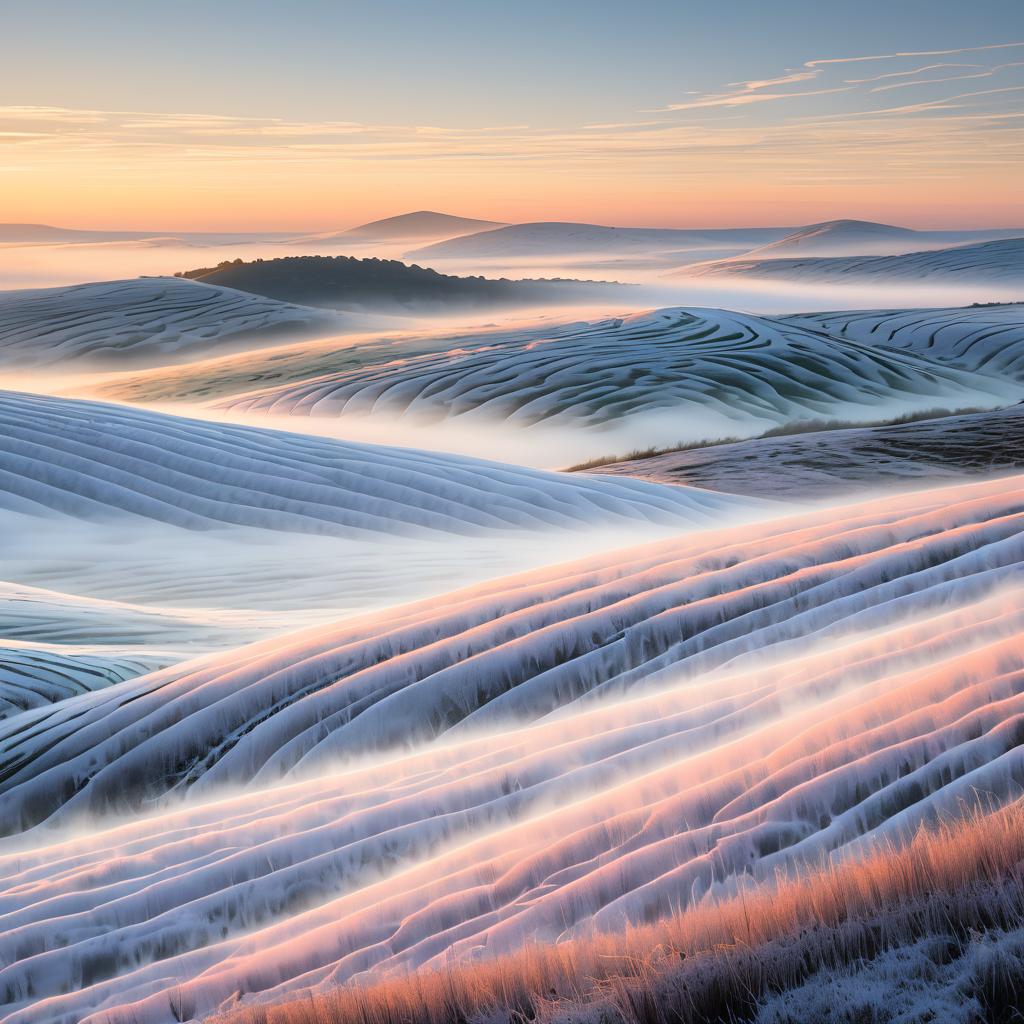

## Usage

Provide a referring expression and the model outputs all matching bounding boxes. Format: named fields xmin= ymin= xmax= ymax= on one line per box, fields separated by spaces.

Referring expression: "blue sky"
xmin=6 ymin=1 xmax=1023 ymax=124
xmin=3 ymin=1 xmax=1023 ymax=228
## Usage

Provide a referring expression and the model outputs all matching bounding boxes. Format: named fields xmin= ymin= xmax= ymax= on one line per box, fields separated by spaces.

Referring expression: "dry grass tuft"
xmin=210 ymin=796 xmax=1024 ymax=1024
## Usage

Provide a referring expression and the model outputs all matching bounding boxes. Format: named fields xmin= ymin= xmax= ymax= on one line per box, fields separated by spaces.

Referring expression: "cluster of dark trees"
xmin=177 ymin=255 xmax=622 ymax=312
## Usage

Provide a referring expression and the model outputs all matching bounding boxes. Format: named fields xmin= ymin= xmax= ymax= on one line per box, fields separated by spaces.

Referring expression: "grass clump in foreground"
xmin=566 ymin=405 xmax=994 ymax=473
xmin=212 ymin=795 xmax=1024 ymax=1024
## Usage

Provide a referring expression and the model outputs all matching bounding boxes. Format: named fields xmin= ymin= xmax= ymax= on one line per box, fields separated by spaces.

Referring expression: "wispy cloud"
xmin=844 ymin=62 xmax=983 ymax=84
xmin=870 ymin=62 xmax=1024 ymax=93
xmin=648 ymin=87 xmax=850 ymax=113
xmin=648 ymin=40 xmax=1024 ymax=129
xmin=806 ymin=41 xmax=1024 ymax=66
xmin=727 ymin=70 xmax=821 ymax=90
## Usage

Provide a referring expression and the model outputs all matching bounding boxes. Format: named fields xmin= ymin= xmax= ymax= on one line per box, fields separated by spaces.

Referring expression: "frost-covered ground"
xmin=0 ymin=640 xmax=170 ymax=719
xmin=0 ymin=389 xmax=761 ymax=711
xmin=3 ymin=265 xmax=1024 ymax=1024
xmin=0 ymin=476 xmax=1022 ymax=1022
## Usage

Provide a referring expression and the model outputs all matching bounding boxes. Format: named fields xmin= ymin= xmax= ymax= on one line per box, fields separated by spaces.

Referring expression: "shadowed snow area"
xmin=0 ymin=475 xmax=1021 ymax=1023
xmin=588 ymin=404 xmax=1024 ymax=500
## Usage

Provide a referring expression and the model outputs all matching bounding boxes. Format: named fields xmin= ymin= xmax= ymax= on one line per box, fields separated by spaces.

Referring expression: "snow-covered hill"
xmin=585 ymin=404 xmax=1024 ymax=500
xmin=729 ymin=220 xmax=1022 ymax=260
xmin=408 ymin=221 xmax=790 ymax=262
xmin=92 ymin=320 xmax=538 ymax=405
xmin=0 ymin=391 xmax=744 ymax=535
xmin=0 ymin=277 xmax=340 ymax=368
xmin=216 ymin=307 xmax=1014 ymax=449
xmin=685 ymin=238 xmax=1024 ymax=286
xmin=0 ymin=475 xmax=1021 ymax=1023
xmin=321 ymin=210 xmax=505 ymax=243
xmin=0 ymin=391 xmax=766 ymax=674
xmin=784 ymin=303 xmax=1024 ymax=379
xmin=0 ymin=641 xmax=168 ymax=719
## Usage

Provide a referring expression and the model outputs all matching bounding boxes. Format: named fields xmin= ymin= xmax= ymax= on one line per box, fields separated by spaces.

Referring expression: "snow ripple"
xmin=0 ymin=277 xmax=336 ymax=368
xmin=785 ymin=303 xmax=1024 ymax=379
xmin=0 ymin=391 xmax=744 ymax=536
xmin=217 ymin=307 xmax=1012 ymax=432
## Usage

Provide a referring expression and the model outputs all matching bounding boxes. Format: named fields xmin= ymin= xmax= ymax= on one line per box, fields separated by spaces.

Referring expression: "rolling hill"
xmin=216 ymin=307 xmax=1014 ymax=451
xmin=0 ymin=391 xmax=736 ymax=536
xmin=731 ymin=220 xmax=1024 ymax=260
xmin=407 ymin=221 xmax=794 ymax=262
xmin=784 ymin=303 xmax=1024 ymax=379
xmin=0 ymin=390 xmax=766 ymax=727
xmin=685 ymin=237 xmax=1024 ymax=286
xmin=323 ymin=210 xmax=505 ymax=242
xmin=0 ymin=277 xmax=340 ymax=369
xmin=0 ymin=640 xmax=168 ymax=720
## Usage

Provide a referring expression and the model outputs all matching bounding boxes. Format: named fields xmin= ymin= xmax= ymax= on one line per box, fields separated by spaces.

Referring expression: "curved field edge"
xmin=210 ymin=797 xmax=1024 ymax=1024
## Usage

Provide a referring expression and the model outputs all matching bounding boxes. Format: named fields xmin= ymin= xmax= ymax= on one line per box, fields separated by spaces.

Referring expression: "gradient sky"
xmin=4 ymin=0 xmax=1024 ymax=230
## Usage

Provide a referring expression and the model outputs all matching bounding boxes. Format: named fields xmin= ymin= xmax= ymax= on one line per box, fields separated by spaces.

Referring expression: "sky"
xmin=3 ymin=0 xmax=1024 ymax=231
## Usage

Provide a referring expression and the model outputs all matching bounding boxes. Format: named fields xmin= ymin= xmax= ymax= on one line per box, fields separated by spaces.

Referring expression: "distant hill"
xmin=683 ymin=237 xmax=1024 ymax=285
xmin=287 ymin=211 xmax=505 ymax=247
xmin=409 ymin=221 xmax=794 ymax=261
xmin=339 ymin=210 xmax=505 ymax=241
xmin=177 ymin=255 xmax=625 ymax=312
xmin=0 ymin=223 xmax=299 ymax=246
xmin=0 ymin=224 xmax=152 ymax=244
xmin=733 ymin=219 xmax=1024 ymax=259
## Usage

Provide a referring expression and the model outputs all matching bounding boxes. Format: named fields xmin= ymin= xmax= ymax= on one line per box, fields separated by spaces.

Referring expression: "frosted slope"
xmin=721 ymin=220 xmax=1023 ymax=260
xmin=0 ymin=641 xmax=168 ymax=719
xmin=217 ymin=307 xmax=1012 ymax=441
xmin=93 ymin=317 xmax=626 ymax=406
xmin=687 ymin=238 xmax=1024 ymax=285
xmin=783 ymin=303 xmax=1024 ymax=379
xmin=0 ymin=474 xmax=1020 ymax=831
xmin=0 ymin=477 xmax=1022 ymax=1023
xmin=586 ymin=404 xmax=1024 ymax=500
xmin=0 ymin=277 xmax=339 ymax=368
xmin=0 ymin=391 xmax=745 ymax=536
